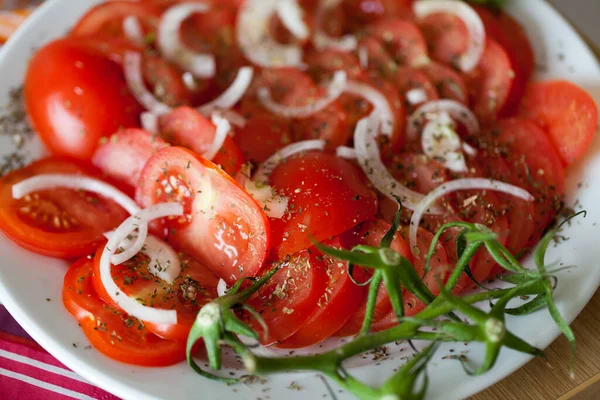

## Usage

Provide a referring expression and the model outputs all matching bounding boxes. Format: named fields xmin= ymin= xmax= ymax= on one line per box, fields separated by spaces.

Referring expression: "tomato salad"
xmin=0 ymin=0 xmax=597 ymax=370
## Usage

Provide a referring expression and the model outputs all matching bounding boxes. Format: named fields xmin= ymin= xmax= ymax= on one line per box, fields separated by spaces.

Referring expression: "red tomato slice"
xmin=246 ymin=249 xmax=328 ymax=345
xmin=420 ymin=62 xmax=468 ymax=104
xmin=268 ymin=151 xmax=378 ymax=258
xmin=0 ymin=158 xmax=128 ymax=259
xmin=334 ymin=219 xmax=411 ymax=336
xmin=293 ymin=100 xmax=351 ymax=149
xmin=517 ymin=81 xmax=599 ymax=165
xmin=419 ymin=12 xmax=468 ymax=69
xmin=136 ymin=147 xmax=270 ymax=284
xmin=465 ymin=39 xmax=514 ymax=122
xmin=91 ymin=244 xmax=218 ymax=341
xmin=25 ymin=38 xmax=143 ymax=160
xmin=342 ymin=0 xmax=413 ymax=31
xmin=63 ymin=257 xmax=186 ymax=366
xmin=277 ymin=237 xmax=367 ymax=348
xmin=392 ymin=67 xmax=439 ymax=111
xmin=357 ymin=35 xmax=397 ymax=79
xmin=305 ymin=49 xmax=365 ymax=82
xmin=92 ymin=128 xmax=169 ymax=190
xmin=386 ymin=153 xmax=450 ymax=194
xmin=233 ymin=115 xmax=293 ymax=164
xmin=369 ymin=19 xmax=429 ymax=67
xmin=158 ymin=107 xmax=245 ymax=176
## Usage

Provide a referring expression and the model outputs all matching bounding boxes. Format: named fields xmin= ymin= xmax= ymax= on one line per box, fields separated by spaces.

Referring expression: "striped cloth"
xmin=0 ymin=306 xmax=119 ymax=399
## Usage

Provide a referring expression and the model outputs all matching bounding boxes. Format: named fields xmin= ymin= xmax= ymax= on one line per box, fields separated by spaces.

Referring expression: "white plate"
xmin=0 ymin=1 xmax=599 ymax=399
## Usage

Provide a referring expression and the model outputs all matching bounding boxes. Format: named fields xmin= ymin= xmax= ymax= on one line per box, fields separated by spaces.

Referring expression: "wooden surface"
xmin=473 ymin=290 xmax=600 ymax=399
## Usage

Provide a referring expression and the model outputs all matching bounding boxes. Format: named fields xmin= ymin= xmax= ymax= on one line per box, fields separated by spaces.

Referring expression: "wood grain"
xmin=472 ymin=290 xmax=600 ymax=399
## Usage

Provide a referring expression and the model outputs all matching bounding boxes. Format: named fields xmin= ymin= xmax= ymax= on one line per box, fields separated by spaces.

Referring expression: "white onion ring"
xmin=237 ymin=0 xmax=305 ymax=68
xmin=158 ymin=3 xmax=216 ymax=78
xmin=141 ymin=111 xmax=159 ymax=135
xmin=406 ymin=88 xmax=428 ymax=105
xmin=182 ymin=72 xmax=198 ymax=91
xmin=421 ymin=113 xmax=467 ymax=173
xmin=345 ymin=80 xmax=395 ymax=137
xmin=336 ymin=145 xmax=357 ymax=160
xmin=124 ymin=51 xmax=172 ymax=116
xmin=313 ymin=0 xmax=357 ymax=52
xmin=358 ymin=46 xmax=368 ymax=69
xmin=212 ymin=109 xmax=247 ymax=128
xmin=407 ymin=100 xmax=480 ymax=140
xmin=244 ymin=180 xmax=289 ymax=219
xmin=413 ymin=0 xmax=485 ymax=72
xmin=408 ymin=178 xmax=535 ymax=256
xmin=122 ymin=16 xmax=145 ymax=47
xmin=277 ymin=0 xmax=309 ymax=40
xmin=258 ymin=71 xmax=347 ymax=118
xmin=198 ymin=67 xmax=254 ymax=113
xmin=100 ymin=203 xmax=183 ymax=324
xmin=204 ymin=114 xmax=231 ymax=161
xmin=255 ymin=139 xmax=326 ymax=184
xmin=12 ymin=174 xmax=140 ymax=215
xmin=217 ymin=278 xmax=229 ymax=297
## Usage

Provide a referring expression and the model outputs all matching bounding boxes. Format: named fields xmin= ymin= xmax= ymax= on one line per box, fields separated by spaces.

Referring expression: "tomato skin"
xmin=369 ymin=19 xmax=429 ymax=67
xmin=419 ymin=12 xmax=468 ymax=69
xmin=517 ymin=81 xmax=599 ymax=165
xmin=63 ymin=257 xmax=186 ymax=366
xmin=392 ymin=67 xmax=439 ymax=111
xmin=269 ymin=152 xmax=378 ymax=259
xmin=420 ymin=62 xmax=468 ymax=104
xmin=0 ymin=158 xmax=128 ymax=259
xmin=234 ymin=115 xmax=293 ymax=164
xmin=25 ymin=38 xmax=143 ymax=160
xmin=136 ymin=147 xmax=270 ymax=284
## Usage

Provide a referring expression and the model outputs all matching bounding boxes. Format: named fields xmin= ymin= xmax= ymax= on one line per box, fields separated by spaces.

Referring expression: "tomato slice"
xmin=246 ymin=249 xmax=328 ymax=345
xmin=357 ymin=35 xmax=397 ymax=79
xmin=465 ymin=39 xmax=514 ymax=122
xmin=517 ymin=81 xmax=599 ymax=165
xmin=419 ymin=12 xmax=468 ymax=69
xmin=91 ymin=244 xmax=218 ymax=341
xmin=392 ymin=67 xmax=439 ymax=111
xmin=277 ymin=237 xmax=367 ymax=348
xmin=335 ymin=219 xmax=411 ymax=336
xmin=158 ymin=107 xmax=245 ymax=176
xmin=92 ymin=128 xmax=169 ymax=190
xmin=136 ymin=147 xmax=270 ymax=284
xmin=0 ymin=158 xmax=128 ymax=259
xmin=234 ymin=115 xmax=293 ymax=164
xmin=420 ymin=62 xmax=468 ymax=104
xmin=341 ymin=0 xmax=412 ymax=31
xmin=369 ymin=19 xmax=429 ymax=67
xmin=305 ymin=49 xmax=365 ymax=82
xmin=63 ymin=257 xmax=186 ymax=366
xmin=386 ymin=153 xmax=450 ymax=194
xmin=268 ymin=151 xmax=378 ymax=258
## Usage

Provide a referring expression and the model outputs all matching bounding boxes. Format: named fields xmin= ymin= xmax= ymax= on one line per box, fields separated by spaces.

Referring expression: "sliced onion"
xmin=211 ymin=109 xmax=247 ymax=129
xmin=358 ymin=46 xmax=368 ymax=69
xmin=198 ymin=67 xmax=254 ymax=113
xmin=408 ymin=178 xmax=534 ymax=256
xmin=277 ymin=0 xmax=309 ymax=40
xmin=122 ymin=16 xmax=145 ymax=47
xmin=158 ymin=3 xmax=216 ymax=78
xmin=217 ymin=278 xmax=229 ymax=297
xmin=421 ymin=113 xmax=467 ymax=173
xmin=12 ymin=174 xmax=140 ymax=215
xmin=462 ymin=142 xmax=478 ymax=156
xmin=124 ymin=51 xmax=172 ymax=116
xmin=413 ymin=0 xmax=485 ymax=72
xmin=182 ymin=72 xmax=198 ymax=91
xmin=204 ymin=114 xmax=231 ymax=161
xmin=407 ymin=100 xmax=480 ymax=140
xmin=336 ymin=145 xmax=357 ymax=160
xmin=354 ymin=114 xmax=439 ymax=213
xmin=254 ymin=139 xmax=326 ymax=184
xmin=345 ymin=80 xmax=395 ymax=137
xmin=258 ymin=71 xmax=347 ymax=118
xmin=313 ymin=0 xmax=357 ymax=52
xmin=244 ymin=180 xmax=289 ymax=219
xmin=406 ymin=88 xmax=428 ymax=105
xmin=141 ymin=111 xmax=159 ymax=135
xmin=108 ymin=223 xmax=149 ymax=266
xmin=237 ymin=0 xmax=304 ymax=68
xmin=100 ymin=203 xmax=183 ymax=324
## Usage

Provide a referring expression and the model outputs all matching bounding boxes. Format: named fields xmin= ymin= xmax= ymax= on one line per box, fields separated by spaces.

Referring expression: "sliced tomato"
xmin=386 ymin=153 xmax=450 ymax=194
xmin=92 ymin=128 xmax=169 ymax=190
xmin=305 ymin=49 xmax=365 ymax=82
xmin=419 ymin=12 xmax=468 ymax=69
xmin=465 ymin=39 xmax=514 ymax=122
xmin=420 ymin=62 xmax=468 ymax=104
xmin=233 ymin=115 xmax=293 ymax=164
xmin=357 ymin=35 xmax=397 ymax=79
xmin=245 ymin=249 xmax=328 ymax=345
xmin=341 ymin=0 xmax=413 ymax=31
xmin=0 ymin=158 xmax=128 ymax=259
xmin=293 ymin=100 xmax=351 ymax=149
xmin=268 ymin=151 xmax=378 ymax=258
xmin=392 ymin=67 xmax=439 ymax=110
xmin=158 ymin=107 xmax=245 ymax=175
xmin=25 ymin=38 xmax=143 ymax=160
xmin=277 ymin=237 xmax=367 ymax=348
xmin=335 ymin=219 xmax=411 ymax=336
xmin=91 ymin=244 xmax=218 ymax=341
xmin=369 ymin=19 xmax=429 ymax=67
xmin=63 ymin=257 xmax=186 ymax=366
xmin=136 ymin=147 xmax=270 ymax=284
xmin=517 ymin=81 xmax=599 ymax=165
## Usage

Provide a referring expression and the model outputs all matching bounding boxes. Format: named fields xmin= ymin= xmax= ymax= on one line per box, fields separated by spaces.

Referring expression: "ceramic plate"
xmin=0 ymin=1 xmax=599 ymax=399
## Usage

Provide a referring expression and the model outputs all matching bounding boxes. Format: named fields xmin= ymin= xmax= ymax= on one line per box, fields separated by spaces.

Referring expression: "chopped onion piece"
xmin=204 ymin=114 xmax=231 ymax=161
xmin=100 ymin=203 xmax=184 ymax=324
xmin=211 ymin=109 xmax=247 ymax=128
xmin=124 ymin=51 xmax=172 ymax=116
xmin=277 ymin=0 xmax=309 ymax=40
xmin=421 ymin=113 xmax=467 ymax=173
xmin=158 ymin=3 xmax=216 ymax=78
xmin=12 ymin=174 xmax=140 ymax=215
xmin=122 ymin=16 xmax=144 ymax=47
xmin=237 ymin=0 xmax=304 ymax=68
xmin=407 ymin=100 xmax=480 ymax=140
xmin=462 ymin=142 xmax=478 ymax=156
xmin=358 ymin=46 xmax=368 ymax=69
xmin=141 ymin=111 xmax=159 ymax=135
xmin=217 ymin=278 xmax=229 ymax=297
xmin=345 ymin=80 xmax=395 ymax=137
xmin=245 ymin=180 xmax=289 ymax=219
xmin=182 ymin=72 xmax=198 ymax=91
xmin=413 ymin=0 xmax=485 ymax=72
xmin=408 ymin=178 xmax=534 ymax=256
xmin=198 ymin=67 xmax=254 ymax=113
xmin=406 ymin=88 xmax=428 ymax=105
xmin=354 ymin=114 xmax=439 ymax=213
xmin=255 ymin=139 xmax=325 ymax=184
xmin=336 ymin=145 xmax=357 ymax=159
xmin=313 ymin=0 xmax=357 ymax=52
xmin=258 ymin=71 xmax=347 ymax=118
